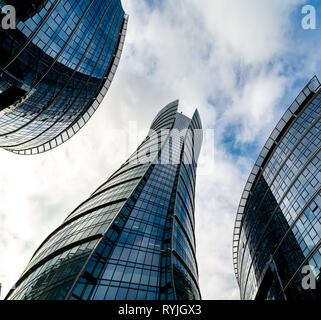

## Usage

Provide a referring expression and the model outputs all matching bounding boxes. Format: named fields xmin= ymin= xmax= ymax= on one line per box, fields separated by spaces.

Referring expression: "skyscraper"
xmin=6 ymin=100 xmax=203 ymax=300
xmin=0 ymin=0 xmax=127 ymax=155
xmin=233 ymin=76 xmax=321 ymax=300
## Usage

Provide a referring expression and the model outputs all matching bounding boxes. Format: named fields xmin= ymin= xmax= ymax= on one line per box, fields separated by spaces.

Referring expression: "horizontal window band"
xmin=151 ymin=108 xmax=177 ymax=129
xmin=90 ymin=176 xmax=142 ymax=199
xmin=68 ymin=177 xmax=141 ymax=219
xmin=108 ymin=163 xmax=147 ymax=183
xmin=31 ymin=198 xmax=127 ymax=260
xmin=172 ymin=250 xmax=200 ymax=297
xmin=15 ymin=234 xmax=102 ymax=290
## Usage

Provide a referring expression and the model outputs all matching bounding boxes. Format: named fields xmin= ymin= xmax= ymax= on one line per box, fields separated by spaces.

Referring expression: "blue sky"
xmin=1 ymin=0 xmax=321 ymax=300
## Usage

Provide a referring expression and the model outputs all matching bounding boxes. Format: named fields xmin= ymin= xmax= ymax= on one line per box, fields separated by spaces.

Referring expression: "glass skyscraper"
xmin=5 ymin=100 xmax=203 ymax=300
xmin=233 ymin=76 xmax=321 ymax=300
xmin=0 ymin=0 xmax=127 ymax=155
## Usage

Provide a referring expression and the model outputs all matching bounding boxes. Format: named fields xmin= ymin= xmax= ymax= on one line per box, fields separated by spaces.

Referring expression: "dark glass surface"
xmin=0 ymin=0 xmax=127 ymax=154
xmin=6 ymin=101 xmax=203 ymax=300
xmin=234 ymin=77 xmax=321 ymax=300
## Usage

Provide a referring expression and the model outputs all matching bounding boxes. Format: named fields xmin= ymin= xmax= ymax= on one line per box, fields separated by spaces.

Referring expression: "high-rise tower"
xmin=6 ymin=100 xmax=203 ymax=300
xmin=233 ymin=76 xmax=321 ymax=300
xmin=0 ymin=0 xmax=127 ymax=154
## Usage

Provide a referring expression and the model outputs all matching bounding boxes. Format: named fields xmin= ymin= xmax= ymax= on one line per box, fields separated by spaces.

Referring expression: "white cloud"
xmin=192 ymin=0 xmax=303 ymax=64
xmin=225 ymin=67 xmax=289 ymax=144
xmin=0 ymin=0 xmax=314 ymax=300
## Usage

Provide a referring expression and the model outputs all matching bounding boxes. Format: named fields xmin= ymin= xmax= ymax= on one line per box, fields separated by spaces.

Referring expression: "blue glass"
xmin=234 ymin=77 xmax=321 ymax=300
xmin=0 ymin=0 xmax=127 ymax=154
xmin=6 ymin=101 xmax=203 ymax=300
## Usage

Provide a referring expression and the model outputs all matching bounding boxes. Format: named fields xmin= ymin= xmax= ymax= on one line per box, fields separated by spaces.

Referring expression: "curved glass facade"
xmin=0 ymin=0 xmax=127 ymax=154
xmin=233 ymin=76 xmax=321 ymax=300
xmin=5 ymin=101 xmax=203 ymax=300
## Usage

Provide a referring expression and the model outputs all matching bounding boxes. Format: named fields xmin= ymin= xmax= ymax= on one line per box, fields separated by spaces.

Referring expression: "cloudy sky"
xmin=1 ymin=0 xmax=321 ymax=300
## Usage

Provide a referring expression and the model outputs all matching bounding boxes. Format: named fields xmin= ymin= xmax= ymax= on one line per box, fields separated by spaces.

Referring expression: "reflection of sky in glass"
xmin=0 ymin=0 xmax=126 ymax=154
xmin=16 ymin=0 xmax=124 ymax=77
xmin=237 ymin=82 xmax=321 ymax=300
xmin=5 ymin=102 xmax=203 ymax=301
